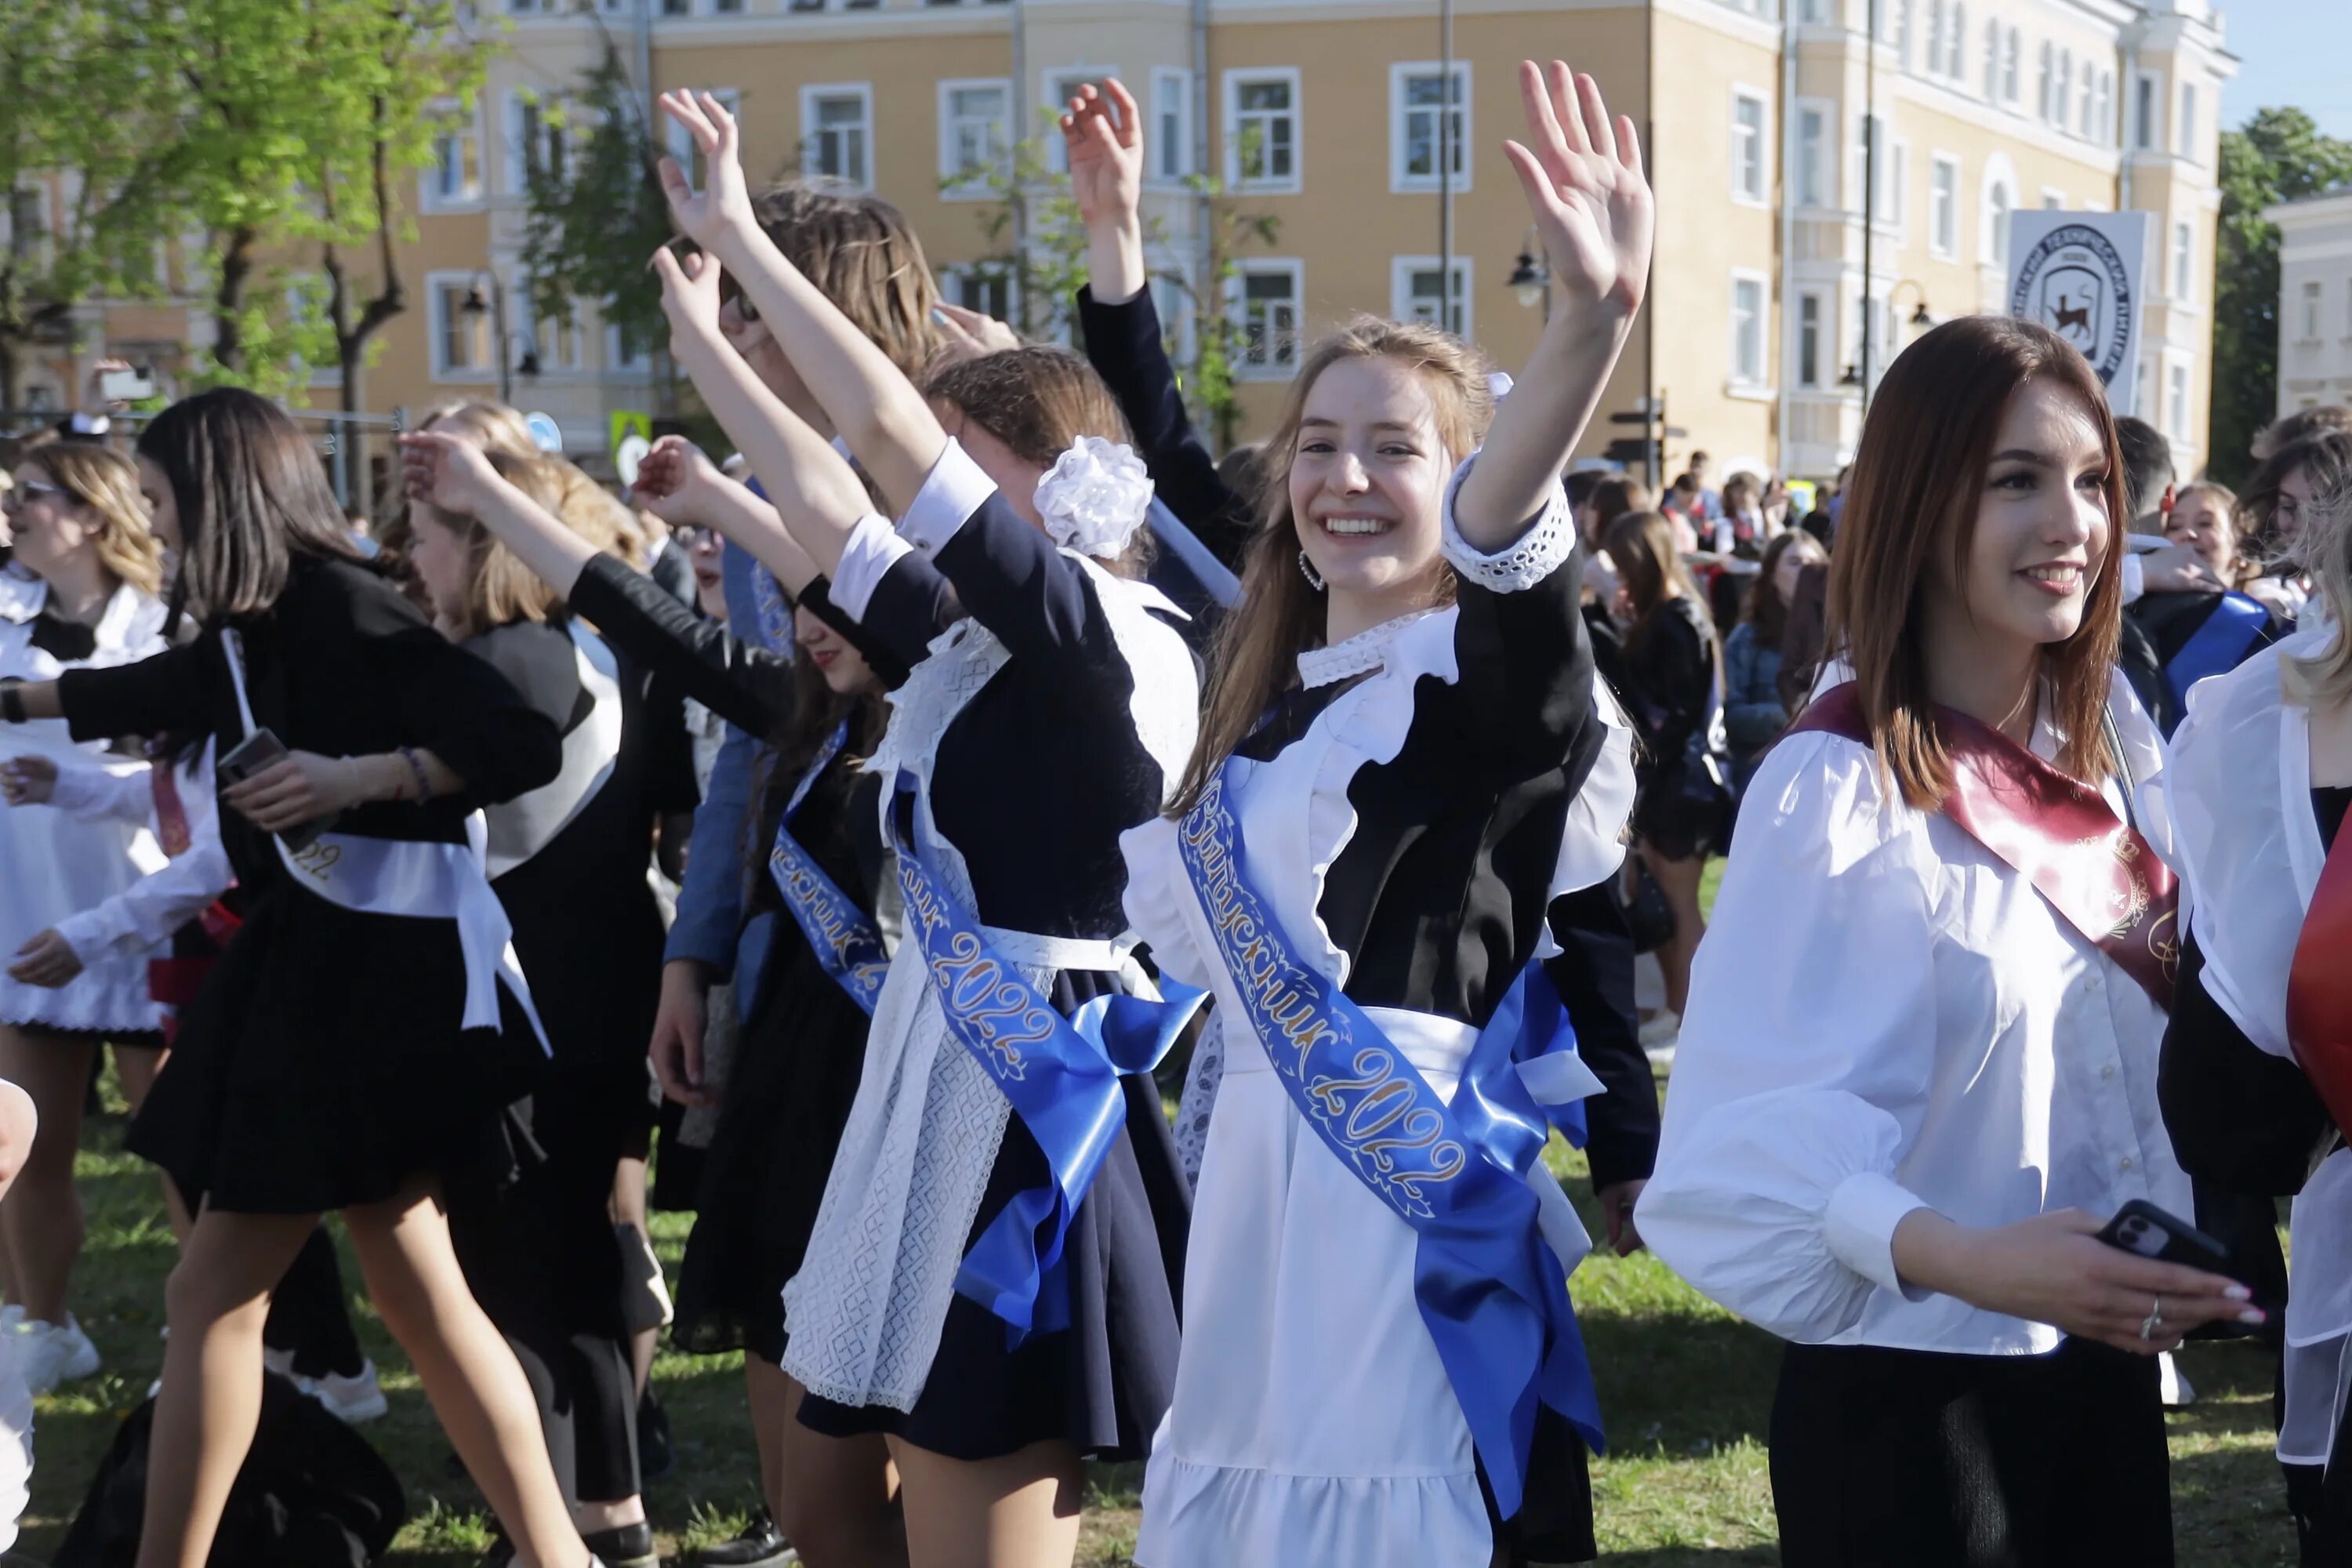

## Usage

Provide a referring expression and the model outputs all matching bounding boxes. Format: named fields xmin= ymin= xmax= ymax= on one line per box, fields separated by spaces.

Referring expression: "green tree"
xmin=519 ymin=41 xmax=677 ymax=411
xmin=2211 ymin=107 xmax=2352 ymax=485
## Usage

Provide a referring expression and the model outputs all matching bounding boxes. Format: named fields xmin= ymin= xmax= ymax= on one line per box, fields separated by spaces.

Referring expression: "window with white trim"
xmin=2177 ymin=84 xmax=2198 ymax=161
xmin=1797 ymin=290 xmax=1825 ymax=388
xmin=1151 ymin=68 xmax=1192 ymax=181
xmin=2037 ymin=42 xmax=2053 ymax=123
xmin=2002 ymin=27 xmax=2020 ymax=105
xmin=800 ymin=84 xmax=873 ymax=189
xmin=2056 ymin=50 xmax=2072 ymax=132
xmin=1392 ymin=256 xmax=1468 ymax=339
xmin=423 ymin=100 xmax=483 ymax=211
xmin=2135 ymin=72 xmax=2158 ymax=150
xmin=2172 ymin=221 xmax=2192 ymax=302
xmin=506 ymin=93 xmax=570 ymax=194
xmin=1229 ymin=258 xmax=1302 ymax=377
xmin=1930 ymin=154 xmax=1958 ymax=257
xmin=428 ymin=272 xmax=492 ymax=377
xmin=2042 ymin=187 xmax=2064 ymax=210
xmin=1926 ymin=0 xmax=1946 ymax=76
xmin=666 ymin=88 xmax=740 ymax=187
xmin=1391 ymin=64 xmax=1469 ymax=194
xmin=1984 ymin=179 xmax=2013 ymax=265
xmin=1853 ymin=114 xmax=1901 ymax=227
xmin=942 ymin=264 xmax=1014 ymax=324
xmin=1796 ymin=103 xmax=1828 ymax=208
xmin=2168 ymin=362 xmax=2189 ymax=441
xmin=1225 ymin=69 xmax=1300 ymax=192
xmin=2303 ymin=281 xmax=2324 ymax=341
xmin=517 ymin=278 xmax=583 ymax=372
xmin=1982 ymin=17 xmax=2000 ymax=99
xmin=606 ymin=320 xmax=651 ymax=374
xmin=1044 ymin=68 xmax=1115 ymax=174
xmin=938 ymin=79 xmax=1011 ymax=192
xmin=1730 ymin=272 xmax=1768 ymax=389
xmin=1946 ymin=2 xmax=1965 ymax=82
xmin=1730 ymin=89 xmax=1767 ymax=205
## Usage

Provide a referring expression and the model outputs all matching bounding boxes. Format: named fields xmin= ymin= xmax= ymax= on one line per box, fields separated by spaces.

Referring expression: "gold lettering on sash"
xmin=289 ymin=840 xmax=341 ymax=880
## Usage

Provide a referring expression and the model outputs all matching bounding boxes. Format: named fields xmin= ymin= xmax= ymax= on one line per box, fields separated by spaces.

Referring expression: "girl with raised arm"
xmin=1638 ymin=317 xmax=2261 ymax=1565
xmin=0 ymin=389 xmax=598 ymax=1568
xmin=658 ymin=86 xmax=1200 ymax=1568
xmin=1112 ymin=61 xmax=1642 ymax=1568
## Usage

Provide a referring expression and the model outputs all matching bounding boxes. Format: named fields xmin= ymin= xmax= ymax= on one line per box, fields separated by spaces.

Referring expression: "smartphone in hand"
xmin=217 ymin=728 xmax=337 ymax=852
xmin=2097 ymin=1200 xmax=2274 ymax=1326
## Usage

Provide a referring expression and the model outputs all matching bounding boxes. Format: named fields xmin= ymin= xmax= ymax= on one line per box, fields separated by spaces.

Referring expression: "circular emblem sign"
xmin=2010 ymin=223 xmax=2134 ymax=387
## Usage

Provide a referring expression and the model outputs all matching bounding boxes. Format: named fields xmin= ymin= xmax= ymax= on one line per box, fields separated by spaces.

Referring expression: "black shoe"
xmin=693 ymin=1511 xmax=798 ymax=1566
xmin=585 ymin=1520 xmax=659 ymax=1568
xmin=636 ymin=1389 xmax=674 ymax=1484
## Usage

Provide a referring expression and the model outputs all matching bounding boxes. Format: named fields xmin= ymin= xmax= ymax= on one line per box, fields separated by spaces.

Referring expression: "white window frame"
xmin=1795 ymin=288 xmax=1828 ymax=389
xmin=1945 ymin=2 xmax=1965 ymax=82
xmin=1150 ymin=67 xmax=1193 ymax=184
xmin=1223 ymin=67 xmax=1301 ymax=194
xmin=504 ymin=91 xmax=545 ymax=197
xmin=1390 ymin=255 xmax=1471 ymax=340
xmin=2041 ymin=185 xmax=2066 ymax=210
xmin=1730 ymin=86 xmax=1769 ymax=207
xmin=1929 ymin=153 xmax=1960 ymax=259
xmin=937 ymin=77 xmax=1012 ymax=196
xmin=517 ymin=274 xmax=585 ymax=375
xmin=1389 ymin=62 xmax=1472 ymax=195
xmin=1226 ymin=256 xmax=1305 ymax=379
xmin=2171 ymin=220 xmax=2193 ymax=303
xmin=2177 ymin=82 xmax=2198 ymax=162
xmin=1042 ymin=67 xmax=1118 ymax=174
xmin=421 ymin=99 xmax=485 ymax=213
xmin=941 ymin=263 xmax=1018 ymax=326
xmin=2002 ymin=27 xmax=2020 ymax=106
xmin=2038 ymin=41 xmax=2053 ymax=123
xmin=2056 ymin=49 xmax=2073 ymax=132
xmin=1729 ymin=269 xmax=1770 ymax=392
xmin=2302 ymin=280 xmax=2325 ymax=343
xmin=2094 ymin=71 xmax=2113 ymax=146
xmin=800 ymin=82 xmax=874 ymax=191
xmin=1926 ymin=0 xmax=1946 ymax=77
xmin=426 ymin=269 xmax=492 ymax=381
xmin=1982 ymin=175 xmax=2014 ymax=266
xmin=1981 ymin=17 xmax=2000 ymax=100
xmin=2134 ymin=71 xmax=2160 ymax=151
xmin=605 ymin=319 xmax=652 ymax=376
xmin=1795 ymin=99 xmax=1831 ymax=209
xmin=2168 ymin=360 xmax=2190 ymax=442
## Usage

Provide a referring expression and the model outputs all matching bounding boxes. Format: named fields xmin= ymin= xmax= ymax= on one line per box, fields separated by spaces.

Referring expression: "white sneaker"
xmin=296 ymin=1359 xmax=389 ymax=1424
xmin=12 ymin=1314 xmax=101 ymax=1394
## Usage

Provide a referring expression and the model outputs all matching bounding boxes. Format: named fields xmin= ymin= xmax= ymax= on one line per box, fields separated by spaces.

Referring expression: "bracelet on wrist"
xmin=398 ymin=746 xmax=434 ymax=804
xmin=0 ymin=685 xmax=24 ymax=725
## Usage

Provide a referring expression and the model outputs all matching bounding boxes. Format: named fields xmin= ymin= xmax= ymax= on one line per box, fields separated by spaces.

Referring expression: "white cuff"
xmin=2121 ymin=553 xmax=2144 ymax=606
xmin=898 ymin=439 xmax=999 ymax=558
xmin=1440 ymin=451 xmax=1579 ymax=593
xmin=1824 ymin=1171 xmax=1932 ymax=1300
xmin=45 ymin=761 xmax=143 ymax=822
xmin=828 ymin=515 xmax=911 ymax=625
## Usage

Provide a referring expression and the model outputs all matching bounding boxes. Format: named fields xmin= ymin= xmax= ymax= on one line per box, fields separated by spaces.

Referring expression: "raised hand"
xmin=652 ymin=244 xmax=728 ymax=364
xmin=398 ymin=430 xmax=504 ymax=518
xmin=1062 ymin=80 xmax=1144 ymax=233
xmin=928 ymin=303 xmax=1022 ymax=372
xmin=656 ymin=89 xmax=755 ymax=250
xmin=1501 ymin=61 xmax=1653 ymax=316
xmin=630 ymin=434 xmax=720 ymax=525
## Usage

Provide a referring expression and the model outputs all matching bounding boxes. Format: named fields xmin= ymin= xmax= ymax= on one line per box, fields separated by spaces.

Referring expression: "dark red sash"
xmin=1789 ymin=684 xmax=2178 ymax=1011
xmin=2288 ymin=817 xmax=2352 ymax=1132
xmin=151 ymin=761 xmax=192 ymax=858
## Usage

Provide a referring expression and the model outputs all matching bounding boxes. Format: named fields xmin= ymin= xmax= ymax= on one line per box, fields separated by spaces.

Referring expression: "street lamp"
xmin=1507 ymin=230 xmax=1551 ymax=322
xmin=459 ymin=271 xmax=541 ymax=405
xmin=1889 ymin=278 xmax=1935 ymax=330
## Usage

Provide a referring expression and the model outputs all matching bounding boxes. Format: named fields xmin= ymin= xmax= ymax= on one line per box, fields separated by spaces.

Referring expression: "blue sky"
xmin=2220 ymin=0 xmax=2352 ymax=137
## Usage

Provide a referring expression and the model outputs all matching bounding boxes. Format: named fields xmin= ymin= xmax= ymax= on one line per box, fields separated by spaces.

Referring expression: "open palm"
xmin=657 ymin=90 xmax=754 ymax=249
xmin=1502 ymin=61 xmax=1654 ymax=315
xmin=1062 ymin=80 xmax=1143 ymax=229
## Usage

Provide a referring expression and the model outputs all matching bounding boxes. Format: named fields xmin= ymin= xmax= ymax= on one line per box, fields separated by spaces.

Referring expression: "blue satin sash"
xmin=2166 ymin=590 xmax=2270 ymax=710
xmin=1175 ymin=768 xmax=1605 ymax=1518
xmin=887 ymin=773 xmax=1203 ymax=1338
xmin=766 ymin=720 xmax=889 ymax=1014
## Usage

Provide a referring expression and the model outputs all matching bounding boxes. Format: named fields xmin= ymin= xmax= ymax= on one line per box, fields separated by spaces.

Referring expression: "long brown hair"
xmin=729 ymin=183 xmax=941 ymax=381
xmin=136 ymin=388 xmax=365 ymax=623
xmin=1822 ymin=314 xmax=2125 ymax=808
xmin=1171 ymin=316 xmax=1494 ymax=815
xmin=1743 ymin=529 xmax=1817 ymax=645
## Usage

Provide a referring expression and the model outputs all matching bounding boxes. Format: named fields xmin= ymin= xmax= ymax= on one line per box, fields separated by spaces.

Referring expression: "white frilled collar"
xmin=1296 ymin=608 xmax=1440 ymax=689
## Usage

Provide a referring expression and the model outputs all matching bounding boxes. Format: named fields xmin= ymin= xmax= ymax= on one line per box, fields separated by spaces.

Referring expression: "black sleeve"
xmin=1546 ymin=883 xmax=1657 ymax=1192
xmin=365 ymin=612 xmax=561 ymax=810
xmin=800 ymin=577 xmax=909 ymax=689
xmin=849 ymin=552 xmax=964 ymax=673
xmin=929 ymin=490 xmax=1122 ymax=670
xmin=58 ymin=641 xmax=212 ymax=741
xmin=1450 ymin=522 xmax=1601 ymax=782
xmin=570 ymin=552 xmax=793 ymax=739
xmin=464 ymin=622 xmax=583 ymax=734
xmin=1075 ymin=285 xmax=1256 ymax=569
xmin=2159 ymin=933 xmax=2332 ymax=1197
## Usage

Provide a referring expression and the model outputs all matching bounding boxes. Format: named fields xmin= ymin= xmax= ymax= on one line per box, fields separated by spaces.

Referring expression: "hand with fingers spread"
xmin=928 ymin=303 xmax=1022 ymax=371
xmin=1063 ymin=79 xmax=1151 ymax=304
xmin=655 ymin=90 xmax=756 ymax=251
xmin=1503 ymin=60 xmax=1654 ymax=316
xmin=399 ymin=429 xmax=504 ymax=518
xmin=652 ymin=245 xmax=731 ymax=365
xmin=8 ymin=929 xmax=83 ymax=989
xmin=0 ymin=754 xmax=58 ymax=808
xmin=1891 ymin=1207 xmax=2264 ymax=1355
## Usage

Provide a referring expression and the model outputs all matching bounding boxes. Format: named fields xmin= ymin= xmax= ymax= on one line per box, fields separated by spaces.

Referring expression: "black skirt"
xmin=1769 ymin=1338 xmax=2171 ymax=1567
xmin=670 ymin=937 xmax=874 ymax=1366
xmin=128 ymin=882 xmax=547 ymax=1214
xmin=797 ymin=968 xmax=1189 ymax=1464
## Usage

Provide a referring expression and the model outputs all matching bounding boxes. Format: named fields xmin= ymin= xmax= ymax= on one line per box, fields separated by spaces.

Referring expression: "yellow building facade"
xmin=24 ymin=0 xmax=2232 ymax=494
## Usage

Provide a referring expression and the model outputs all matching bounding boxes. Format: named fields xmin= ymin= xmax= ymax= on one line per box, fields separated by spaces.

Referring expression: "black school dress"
xmin=566 ymin=557 xmax=900 ymax=1369
xmin=54 ymin=557 xmax=561 ymax=1214
xmin=780 ymin=449 xmax=1196 ymax=1462
xmin=1623 ymin=596 xmax=1727 ymax=861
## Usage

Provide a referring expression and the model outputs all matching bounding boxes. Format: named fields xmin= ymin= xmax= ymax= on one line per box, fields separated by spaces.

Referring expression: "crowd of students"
xmin=2 ymin=52 xmax=2351 ymax=1568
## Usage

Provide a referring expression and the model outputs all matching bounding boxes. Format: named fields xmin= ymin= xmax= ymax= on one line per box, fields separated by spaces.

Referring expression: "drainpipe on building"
xmin=1012 ymin=0 xmax=1029 ymax=332
xmin=1780 ymin=0 xmax=1798 ymax=477
xmin=1860 ymin=0 xmax=1878 ymax=404
xmin=1193 ymin=0 xmax=1211 ymax=398
xmin=1439 ymin=0 xmax=1454 ymax=332
xmin=2119 ymin=34 xmax=2139 ymax=212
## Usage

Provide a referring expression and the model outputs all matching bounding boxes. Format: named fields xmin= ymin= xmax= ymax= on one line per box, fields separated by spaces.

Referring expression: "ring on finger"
xmin=2140 ymin=1294 xmax=2164 ymax=1341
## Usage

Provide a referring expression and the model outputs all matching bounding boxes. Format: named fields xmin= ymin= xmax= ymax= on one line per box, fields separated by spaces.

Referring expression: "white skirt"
xmin=1138 ymin=1007 xmax=1591 ymax=1568
xmin=0 ymin=752 xmax=165 ymax=1034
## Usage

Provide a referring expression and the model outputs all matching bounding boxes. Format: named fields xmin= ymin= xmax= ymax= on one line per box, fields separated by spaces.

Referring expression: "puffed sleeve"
xmin=1636 ymin=731 xmax=1943 ymax=1342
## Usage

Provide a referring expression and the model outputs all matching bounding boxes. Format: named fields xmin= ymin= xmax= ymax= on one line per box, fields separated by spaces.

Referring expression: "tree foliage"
xmin=2211 ymin=107 xmax=2352 ymax=485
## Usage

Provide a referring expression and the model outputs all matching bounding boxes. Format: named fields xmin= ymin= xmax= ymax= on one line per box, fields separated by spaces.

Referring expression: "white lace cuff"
xmin=898 ymin=438 xmax=998 ymax=559
xmin=827 ymin=514 xmax=909 ymax=624
xmin=1440 ymin=450 xmax=1578 ymax=593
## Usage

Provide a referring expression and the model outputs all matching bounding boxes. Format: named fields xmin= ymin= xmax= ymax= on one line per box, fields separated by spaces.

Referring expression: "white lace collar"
xmin=1297 ymin=608 xmax=1439 ymax=689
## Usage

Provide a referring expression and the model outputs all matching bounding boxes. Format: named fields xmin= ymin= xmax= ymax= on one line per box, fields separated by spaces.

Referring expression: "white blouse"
xmin=1637 ymin=670 xmax=2190 ymax=1354
xmin=47 ymin=742 xmax=231 ymax=967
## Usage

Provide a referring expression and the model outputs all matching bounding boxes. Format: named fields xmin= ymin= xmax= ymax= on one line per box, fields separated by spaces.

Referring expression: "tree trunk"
xmin=0 ymin=335 xmax=16 ymax=415
xmin=211 ymin=226 xmax=256 ymax=375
